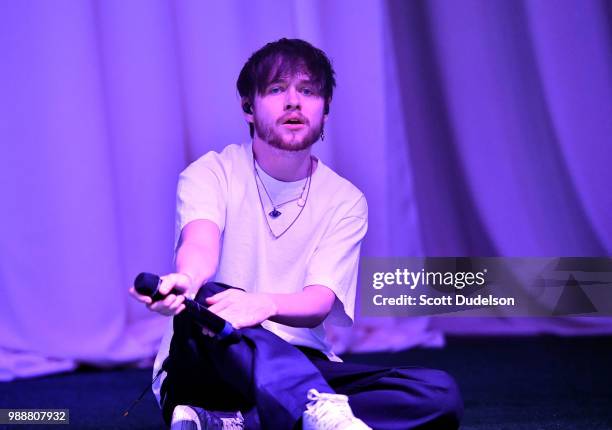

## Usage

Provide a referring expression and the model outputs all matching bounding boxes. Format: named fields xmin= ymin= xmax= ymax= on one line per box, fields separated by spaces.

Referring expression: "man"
xmin=130 ymin=38 xmax=462 ymax=429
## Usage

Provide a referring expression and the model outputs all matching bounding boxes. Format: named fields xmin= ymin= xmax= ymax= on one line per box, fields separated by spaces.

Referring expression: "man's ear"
xmin=241 ymin=97 xmax=253 ymax=122
xmin=323 ymin=98 xmax=332 ymax=120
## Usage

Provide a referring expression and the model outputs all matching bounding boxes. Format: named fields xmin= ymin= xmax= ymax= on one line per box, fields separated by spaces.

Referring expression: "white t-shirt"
xmin=153 ymin=142 xmax=367 ymax=403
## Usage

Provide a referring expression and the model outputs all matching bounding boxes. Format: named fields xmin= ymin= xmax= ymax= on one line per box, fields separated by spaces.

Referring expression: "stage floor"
xmin=2 ymin=336 xmax=611 ymax=429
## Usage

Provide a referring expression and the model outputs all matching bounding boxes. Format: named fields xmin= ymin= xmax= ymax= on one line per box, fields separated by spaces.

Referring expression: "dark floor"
xmin=1 ymin=336 xmax=611 ymax=429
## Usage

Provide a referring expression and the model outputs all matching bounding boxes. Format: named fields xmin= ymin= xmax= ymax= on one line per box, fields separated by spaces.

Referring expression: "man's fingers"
xmin=208 ymin=300 xmax=231 ymax=315
xmin=132 ymin=273 xmax=192 ymax=317
xmin=150 ymin=297 xmax=173 ymax=312
xmin=215 ymin=309 xmax=237 ymax=326
xmin=168 ymin=295 xmax=185 ymax=313
xmin=206 ymin=289 xmax=240 ymax=304
xmin=161 ymin=294 xmax=179 ymax=308
xmin=159 ymin=273 xmax=192 ymax=296
xmin=129 ymin=287 xmax=152 ymax=305
xmin=148 ymin=294 xmax=182 ymax=314
xmin=158 ymin=277 xmax=177 ymax=296
xmin=230 ymin=321 xmax=243 ymax=330
xmin=205 ymin=292 xmax=225 ymax=304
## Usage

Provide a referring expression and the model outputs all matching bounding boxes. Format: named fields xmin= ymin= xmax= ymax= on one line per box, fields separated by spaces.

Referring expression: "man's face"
xmin=249 ymin=72 xmax=327 ymax=152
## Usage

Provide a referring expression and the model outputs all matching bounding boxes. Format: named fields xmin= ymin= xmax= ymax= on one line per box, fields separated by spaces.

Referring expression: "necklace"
xmin=253 ymin=155 xmax=313 ymax=239
xmin=254 ymin=163 xmax=309 ymax=218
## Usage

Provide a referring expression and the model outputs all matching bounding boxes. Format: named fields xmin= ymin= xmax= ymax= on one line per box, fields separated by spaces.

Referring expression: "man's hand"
xmin=206 ymin=289 xmax=278 ymax=329
xmin=129 ymin=272 xmax=194 ymax=316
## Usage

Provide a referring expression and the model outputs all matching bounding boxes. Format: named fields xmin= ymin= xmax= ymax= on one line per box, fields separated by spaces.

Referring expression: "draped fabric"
xmin=1 ymin=0 xmax=610 ymax=380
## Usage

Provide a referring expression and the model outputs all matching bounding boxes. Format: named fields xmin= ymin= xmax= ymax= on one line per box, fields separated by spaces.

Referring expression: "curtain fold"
xmin=1 ymin=0 xmax=610 ymax=380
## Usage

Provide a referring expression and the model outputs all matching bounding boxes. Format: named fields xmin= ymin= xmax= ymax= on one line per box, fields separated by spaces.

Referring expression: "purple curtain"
xmin=386 ymin=0 xmax=612 ymax=334
xmin=1 ymin=0 xmax=610 ymax=380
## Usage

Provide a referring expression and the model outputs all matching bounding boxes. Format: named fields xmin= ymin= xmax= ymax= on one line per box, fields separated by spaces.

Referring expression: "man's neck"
xmin=252 ymin=139 xmax=315 ymax=182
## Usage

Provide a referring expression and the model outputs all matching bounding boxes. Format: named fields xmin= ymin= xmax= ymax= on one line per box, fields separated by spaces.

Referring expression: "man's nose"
xmin=284 ymin=87 xmax=300 ymax=110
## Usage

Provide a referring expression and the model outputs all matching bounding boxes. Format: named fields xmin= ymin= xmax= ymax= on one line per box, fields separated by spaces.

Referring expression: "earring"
xmin=320 ymin=127 xmax=325 ymax=141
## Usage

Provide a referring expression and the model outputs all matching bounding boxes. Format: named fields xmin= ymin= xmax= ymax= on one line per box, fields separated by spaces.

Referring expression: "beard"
xmin=254 ymin=115 xmax=323 ymax=152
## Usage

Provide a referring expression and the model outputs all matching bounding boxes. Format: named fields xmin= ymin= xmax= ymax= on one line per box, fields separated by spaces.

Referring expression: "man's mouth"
xmin=280 ymin=115 xmax=307 ymax=127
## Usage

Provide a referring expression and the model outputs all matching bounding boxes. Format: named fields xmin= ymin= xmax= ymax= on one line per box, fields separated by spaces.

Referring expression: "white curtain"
xmin=1 ymin=0 xmax=610 ymax=380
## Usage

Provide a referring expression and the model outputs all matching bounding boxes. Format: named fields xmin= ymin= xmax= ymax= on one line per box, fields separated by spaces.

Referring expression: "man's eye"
xmin=269 ymin=86 xmax=283 ymax=94
xmin=301 ymin=87 xmax=314 ymax=96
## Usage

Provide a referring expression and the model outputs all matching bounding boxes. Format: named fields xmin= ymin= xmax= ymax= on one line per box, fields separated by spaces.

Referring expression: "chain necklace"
xmin=253 ymin=155 xmax=313 ymax=239
xmin=254 ymin=164 xmax=309 ymax=218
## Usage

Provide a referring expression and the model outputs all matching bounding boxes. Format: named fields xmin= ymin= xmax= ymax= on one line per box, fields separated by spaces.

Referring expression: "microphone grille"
xmin=134 ymin=272 xmax=160 ymax=297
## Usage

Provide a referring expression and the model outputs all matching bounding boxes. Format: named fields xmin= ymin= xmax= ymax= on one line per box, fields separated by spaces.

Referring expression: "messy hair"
xmin=237 ymin=38 xmax=336 ymax=137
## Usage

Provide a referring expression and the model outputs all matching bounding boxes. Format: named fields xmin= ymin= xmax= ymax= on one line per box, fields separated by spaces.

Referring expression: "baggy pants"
xmin=160 ymin=282 xmax=463 ymax=429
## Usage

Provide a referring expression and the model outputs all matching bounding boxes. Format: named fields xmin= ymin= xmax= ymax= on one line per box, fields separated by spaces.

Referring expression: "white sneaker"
xmin=170 ymin=405 xmax=244 ymax=430
xmin=302 ymin=389 xmax=372 ymax=430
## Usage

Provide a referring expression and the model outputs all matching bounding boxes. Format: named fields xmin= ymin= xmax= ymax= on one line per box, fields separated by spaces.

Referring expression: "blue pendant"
xmin=269 ymin=209 xmax=282 ymax=218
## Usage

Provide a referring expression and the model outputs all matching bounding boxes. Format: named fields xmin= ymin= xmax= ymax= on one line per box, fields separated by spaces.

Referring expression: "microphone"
xmin=134 ymin=272 xmax=241 ymax=342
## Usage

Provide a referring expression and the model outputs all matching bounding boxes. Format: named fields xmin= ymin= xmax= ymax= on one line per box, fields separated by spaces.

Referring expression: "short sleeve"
xmin=174 ymin=153 xmax=229 ymax=251
xmin=304 ymin=194 xmax=368 ymax=326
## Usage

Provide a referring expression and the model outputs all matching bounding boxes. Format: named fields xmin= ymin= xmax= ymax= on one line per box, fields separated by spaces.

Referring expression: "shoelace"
xmin=306 ymin=389 xmax=355 ymax=429
xmin=220 ymin=415 xmax=244 ymax=430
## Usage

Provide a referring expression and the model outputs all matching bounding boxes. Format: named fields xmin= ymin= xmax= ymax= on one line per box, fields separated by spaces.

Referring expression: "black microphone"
xmin=134 ymin=272 xmax=240 ymax=342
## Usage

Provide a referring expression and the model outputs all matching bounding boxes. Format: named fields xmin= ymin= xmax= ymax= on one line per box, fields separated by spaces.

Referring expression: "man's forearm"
xmin=266 ymin=285 xmax=336 ymax=328
xmin=175 ymin=242 xmax=217 ymax=292
xmin=174 ymin=219 xmax=221 ymax=295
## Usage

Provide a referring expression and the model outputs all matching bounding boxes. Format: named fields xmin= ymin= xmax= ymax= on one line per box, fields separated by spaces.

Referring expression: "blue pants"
xmin=160 ymin=282 xmax=463 ymax=429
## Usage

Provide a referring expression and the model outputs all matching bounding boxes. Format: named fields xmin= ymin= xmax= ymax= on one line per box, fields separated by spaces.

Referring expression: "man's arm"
xmin=174 ymin=219 xmax=221 ymax=293
xmin=205 ymin=285 xmax=336 ymax=329
xmin=129 ymin=219 xmax=220 ymax=315
xmin=131 ymin=218 xmax=336 ymax=328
